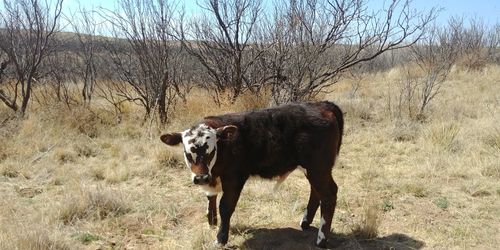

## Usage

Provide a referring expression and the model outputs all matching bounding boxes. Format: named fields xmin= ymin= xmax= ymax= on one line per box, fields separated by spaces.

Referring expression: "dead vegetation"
xmin=0 ymin=64 xmax=498 ymax=249
xmin=59 ymin=187 xmax=131 ymax=225
xmin=0 ymin=0 xmax=497 ymax=247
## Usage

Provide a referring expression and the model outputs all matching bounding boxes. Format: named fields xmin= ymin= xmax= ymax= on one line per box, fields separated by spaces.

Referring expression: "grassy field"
xmin=0 ymin=65 xmax=498 ymax=249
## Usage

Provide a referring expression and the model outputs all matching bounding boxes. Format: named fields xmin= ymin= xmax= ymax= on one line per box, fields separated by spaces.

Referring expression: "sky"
xmin=63 ymin=0 xmax=499 ymax=26
xmin=410 ymin=0 xmax=499 ymax=26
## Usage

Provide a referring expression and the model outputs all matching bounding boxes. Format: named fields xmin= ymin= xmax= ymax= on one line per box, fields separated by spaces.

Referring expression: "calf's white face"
xmin=181 ymin=124 xmax=218 ymax=178
xmin=160 ymin=124 xmax=238 ymax=185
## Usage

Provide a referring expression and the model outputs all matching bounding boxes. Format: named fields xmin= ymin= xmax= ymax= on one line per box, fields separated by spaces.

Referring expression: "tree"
xmin=408 ymin=23 xmax=460 ymax=117
xmin=179 ymin=0 xmax=266 ymax=103
xmin=0 ymin=0 xmax=63 ymax=114
xmin=449 ymin=17 xmax=500 ymax=70
xmin=71 ymin=5 xmax=99 ymax=105
xmin=264 ymin=0 xmax=437 ymax=104
xmin=102 ymin=0 xmax=188 ymax=124
xmin=33 ymin=48 xmax=79 ymax=108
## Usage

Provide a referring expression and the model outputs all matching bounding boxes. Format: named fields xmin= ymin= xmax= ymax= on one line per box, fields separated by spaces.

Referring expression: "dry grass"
xmin=0 ymin=64 xmax=499 ymax=249
xmin=351 ymin=202 xmax=381 ymax=239
xmin=58 ymin=187 xmax=131 ymax=224
xmin=0 ymin=226 xmax=72 ymax=250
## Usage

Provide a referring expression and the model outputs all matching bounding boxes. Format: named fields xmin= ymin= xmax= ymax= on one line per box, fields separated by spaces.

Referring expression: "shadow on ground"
xmin=238 ymin=226 xmax=425 ymax=250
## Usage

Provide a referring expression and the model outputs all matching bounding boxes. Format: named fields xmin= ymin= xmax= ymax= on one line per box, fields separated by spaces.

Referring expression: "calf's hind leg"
xmin=300 ymin=184 xmax=320 ymax=230
xmin=307 ymin=172 xmax=338 ymax=248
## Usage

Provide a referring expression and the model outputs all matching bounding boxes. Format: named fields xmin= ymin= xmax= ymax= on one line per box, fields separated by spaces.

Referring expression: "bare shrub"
xmin=179 ymin=0 xmax=266 ymax=103
xmin=410 ymin=25 xmax=460 ymax=117
xmin=34 ymin=51 xmax=80 ymax=109
xmin=0 ymin=0 xmax=64 ymax=115
xmin=451 ymin=17 xmax=500 ymax=71
xmin=344 ymin=66 xmax=370 ymax=99
xmin=389 ymin=22 xmax=461 ymax=120
xmin=234 ymin=91 xmax=271 ymax=111
xmin=263 ymin=0 xmax=437 ymax=104
xmin=179 ymin=0 xmax=436 ymax=105
xmin=101 ymin=0 xmax=188 ymax=124
xmin=70 ymin=6 xmax=100 ymax=105
xmin=389 ymin=66 xmax=420 ymax=120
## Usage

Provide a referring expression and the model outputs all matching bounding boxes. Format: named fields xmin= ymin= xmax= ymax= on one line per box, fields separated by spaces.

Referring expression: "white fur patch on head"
xmin=181 ymin=124 xmax=218 ymax=175
xmin=182 ymin=124 xmax=217 ymax=150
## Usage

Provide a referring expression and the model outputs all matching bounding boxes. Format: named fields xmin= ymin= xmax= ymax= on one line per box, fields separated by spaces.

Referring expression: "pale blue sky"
xmin=63 ymin=0 xmax=499 ymax=26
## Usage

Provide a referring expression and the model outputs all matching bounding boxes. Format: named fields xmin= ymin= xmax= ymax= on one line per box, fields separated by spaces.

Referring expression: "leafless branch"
xmin=0 ymin=0 xmax=64 ymax=114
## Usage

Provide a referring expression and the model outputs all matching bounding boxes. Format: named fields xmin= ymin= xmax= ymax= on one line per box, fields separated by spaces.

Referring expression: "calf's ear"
xmin=217 ymin=125 xmax=238 ymax=141
xmin=160 ymin=133 xmax=182 ymax=145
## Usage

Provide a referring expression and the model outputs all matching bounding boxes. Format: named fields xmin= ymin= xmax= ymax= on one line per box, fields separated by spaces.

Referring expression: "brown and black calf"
xmin=160 ymin=101 xmax=344 ymax=248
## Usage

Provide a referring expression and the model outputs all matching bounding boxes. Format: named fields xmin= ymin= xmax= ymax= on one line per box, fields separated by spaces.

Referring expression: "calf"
xmin=160 ymin=101 xmax=344 ymax=247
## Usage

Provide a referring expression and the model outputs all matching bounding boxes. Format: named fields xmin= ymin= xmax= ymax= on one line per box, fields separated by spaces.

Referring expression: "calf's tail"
xmin=323 ymin=101 xmax=344 ymax=155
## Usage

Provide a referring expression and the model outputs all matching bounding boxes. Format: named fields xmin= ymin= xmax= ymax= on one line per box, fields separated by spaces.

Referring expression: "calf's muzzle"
xmin=193 ymin=174 xmax=210 ymax=185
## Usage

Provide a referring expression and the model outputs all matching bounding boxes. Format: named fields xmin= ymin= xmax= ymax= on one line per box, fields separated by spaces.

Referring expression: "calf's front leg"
xmin=216 ymin=178 xmax=246 ymax=245
xmin=207 ymin=195 xmax=217 ymax=226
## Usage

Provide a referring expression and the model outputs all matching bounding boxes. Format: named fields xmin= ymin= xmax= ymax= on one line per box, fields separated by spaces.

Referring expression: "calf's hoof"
xmin=316 ymin=238 xmax=328 ymax=248
xmin=207 ymin=217 xmax=217 ymax=227
xmin=300 ymin=220 xmax=311 ymax=230
xmin=216 ymin=232 xmax=228 ymax=245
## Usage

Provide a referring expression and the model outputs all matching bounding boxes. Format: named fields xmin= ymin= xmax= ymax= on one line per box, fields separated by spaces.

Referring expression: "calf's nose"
xmin=193 ymin=174 xmax=210 ymax=185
